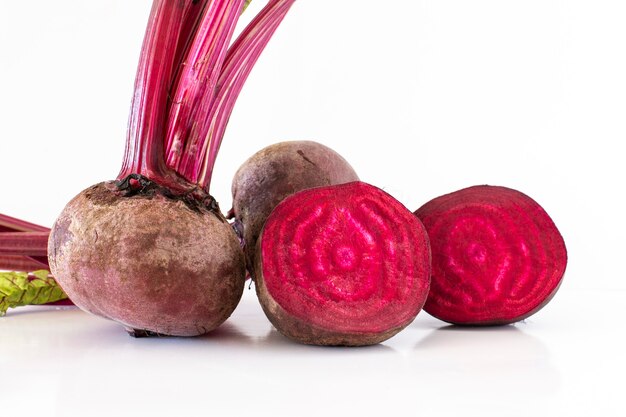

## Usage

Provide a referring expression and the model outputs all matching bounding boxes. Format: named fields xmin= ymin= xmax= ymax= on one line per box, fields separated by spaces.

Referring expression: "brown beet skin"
xmin=254 ymin=182 xmax=431 ymax=346
xmin=230 ymin=141 xmax=359 ymax=276
xmin=48 ymin=182 xmax=246 ymax=336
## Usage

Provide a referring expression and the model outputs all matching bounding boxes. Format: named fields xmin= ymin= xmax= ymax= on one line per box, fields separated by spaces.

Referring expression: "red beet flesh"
xmin=255 ymin=182 xmax=431 ymax=346
xmin=415 ymin=185 xmax=567 ymax=325
xmin=48 ymin=182 xmax=246 ymax=336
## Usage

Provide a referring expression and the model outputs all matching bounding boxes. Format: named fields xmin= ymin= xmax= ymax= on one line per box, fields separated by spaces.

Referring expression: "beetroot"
xmin=49 ymin=182 xmax=245 ymax=336
xmin=414 ymin=185 xmax=567 ymax=325
xmin=47 ymin=1 xmax=295 ymax=336
xmin=230 ymin=141 xmax=359 ymax=276
xmin=254 ymin=181 xmax=431 ymax=346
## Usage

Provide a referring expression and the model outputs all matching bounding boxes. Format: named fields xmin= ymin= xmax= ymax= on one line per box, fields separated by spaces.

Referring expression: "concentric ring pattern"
xmin=415 ymin=185 xmax=567 ymax=324
xmin=261 ymin=182 xmax=431 ymax=334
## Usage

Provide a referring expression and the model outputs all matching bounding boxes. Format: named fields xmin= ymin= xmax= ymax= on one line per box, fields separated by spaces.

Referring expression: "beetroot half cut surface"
xmin=255 ymin=181 xmax=431 ymax=346
xmin=415 ymin=185 xmax=567 ymax=325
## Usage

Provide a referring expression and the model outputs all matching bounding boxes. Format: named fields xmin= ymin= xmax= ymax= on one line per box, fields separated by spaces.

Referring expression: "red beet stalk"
xmin=255 ymin=182 xmax=431 ymax=346
xmin=0 ymin=213 xmax=50 ymax=233
xmin=414 ymin=185 xmax=567 ymax=325
xmin=0 ymin=255 xmax=48 ymax=272
xmin=0 ymin=234 xmax=51 ymax=272
xmin=117 ymin=0 xmax=295 ymax=192
xmin=166 ymin=0 xmax=296 ymax=190
xmin=0 ymin=213 xmax=50 ymax=270
xmin=0 ymin=232 xmax=49 ymax=257
xmin=117 ymin=0 xmax=209 ymax=191
xmin=0 ymin=213 xmax=51 ymax=272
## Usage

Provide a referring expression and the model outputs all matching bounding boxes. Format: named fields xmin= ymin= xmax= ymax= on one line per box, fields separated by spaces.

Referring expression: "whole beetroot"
xmin=45 ymin=0 xmax=295 ymax=336
xmin=49 ymin=182 xmax=245 ymax=337
xmin=415 ymin=185 xmax=567 ymax=325
xmin=230 ymin=141 xmax=359 ymax=276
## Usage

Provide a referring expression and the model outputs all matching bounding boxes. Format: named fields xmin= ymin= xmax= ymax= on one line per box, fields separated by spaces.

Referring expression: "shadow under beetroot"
xmin=198 ymin=321 xmax=253 ymax=343
xmin=258 ymin=327 xmax=396 ymax=353
xmin=2 ymin=305 xmax=79 ymax=317
xmin=415 ymin=322 xmax=531 ymax=350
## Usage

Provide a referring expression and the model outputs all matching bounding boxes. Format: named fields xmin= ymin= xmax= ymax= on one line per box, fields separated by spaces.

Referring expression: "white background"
xmin=1 ymin=1 xmax=625 ymax=416
xmin=1 ymin=0 xmax=624 ymax=291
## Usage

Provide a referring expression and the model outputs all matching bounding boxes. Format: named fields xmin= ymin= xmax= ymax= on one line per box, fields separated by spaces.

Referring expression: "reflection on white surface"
xmin=413 ymin=325 xmax=560 ymax=399
xmin=1 ymin=289 xmax=623 ymax=416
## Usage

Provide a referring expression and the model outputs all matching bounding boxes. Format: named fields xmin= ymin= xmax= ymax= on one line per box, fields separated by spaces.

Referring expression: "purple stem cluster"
xmin=0 ymin=214 xmax=50 ymax=271
xmin=119 ymin=0 xmax=296 ymax=193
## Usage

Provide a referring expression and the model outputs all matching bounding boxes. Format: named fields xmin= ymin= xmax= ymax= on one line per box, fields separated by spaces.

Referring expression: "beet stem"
xmin=0 ymin=214 xmax=51 ymax=271
xmin=195 ymin=0 xmax=296 ymax=191
xmin=0 ymin=255 xmax=49 ymax=272
xmin=117 ymin=0 xmax=293 ymax=192
xmin=165 ymin=0 xmax=246 ymax=179
xmin=0 ymin=213 xmax=49 ymax=233
xmin=0 ymin=232 xmax=49 ymax=257
xmin=118 ymin=0 xmax=206 ymax=191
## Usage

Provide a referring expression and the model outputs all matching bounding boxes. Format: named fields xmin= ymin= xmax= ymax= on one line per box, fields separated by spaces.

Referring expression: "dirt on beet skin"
xmin=48 ymin=181 xmax=246 ymax=336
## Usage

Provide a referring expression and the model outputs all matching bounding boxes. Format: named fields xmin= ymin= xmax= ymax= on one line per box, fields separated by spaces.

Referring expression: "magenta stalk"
xmin=118 ymin=0 xmax=207 ymax=192
xmin=0 ymin=255 xmax=49 ymax=272
xmin=196 ymin=0 xmax=296 ymax=189
xmin=0 ymin=213 xmax=49 ymax=233
xmin=165 ymin=0 xmax=246 ymax=176
xmin=0 ymin=232 xmax=49 ymax=257
xmin=165 ymin=0 xmax=296 ymax=191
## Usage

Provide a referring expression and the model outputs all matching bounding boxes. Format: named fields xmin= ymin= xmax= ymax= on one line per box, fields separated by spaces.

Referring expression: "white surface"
xmin=1 ymin=288 xmax=624 ymax=416
xmin=1 ymin=2 xmax=624 ymax=416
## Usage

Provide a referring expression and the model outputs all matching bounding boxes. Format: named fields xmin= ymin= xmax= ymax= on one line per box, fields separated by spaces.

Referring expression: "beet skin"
xmin=255 ymin=182 xmax=431 ymax=346
xmin=415 ymin=185 xmax=567 ymax=325
xmin=48 ymin=182 xmax=246 ymax=336
xmin=230 ymin=141 xmax=359 ymax=276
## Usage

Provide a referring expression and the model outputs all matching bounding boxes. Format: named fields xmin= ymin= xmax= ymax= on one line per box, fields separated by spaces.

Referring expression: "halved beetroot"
xmin=255 ymin=181 xmax=431 ymax=346
xmin=415 ymin=185 xmax=567 ymax=325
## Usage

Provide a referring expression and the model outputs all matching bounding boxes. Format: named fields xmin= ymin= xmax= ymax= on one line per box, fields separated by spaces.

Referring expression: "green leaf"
xmin=0 ymin=271 xmax=68 ymax=316
xmin=243 ymin=0 xmax=252 ymax=13
xmin=31 ymin=270 xmax=50 ymax=280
